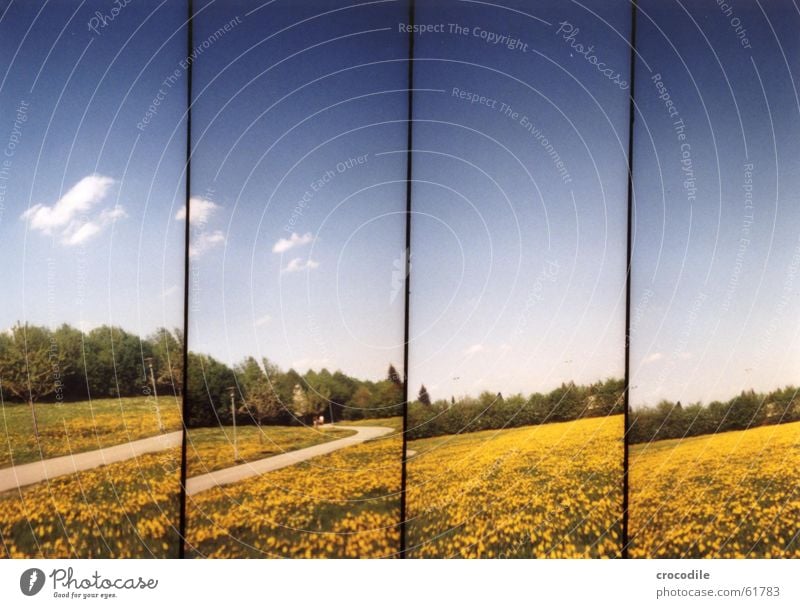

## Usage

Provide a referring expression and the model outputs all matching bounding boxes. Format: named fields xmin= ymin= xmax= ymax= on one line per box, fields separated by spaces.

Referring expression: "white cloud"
xmin=189 ymin=230 xmax=225 ymax=258
xmin=465 ymin=343 xmax=485 ymax=356
xmin=176 ymin=196 xmax=219 ymax=224
xmin=255 ymin=314 xmax=271 ymax=327
xmin=21 ymin=175 xmax=124 ymax=246
xmin=21 ymin=175 xmax=114 ymax=232
xmin=272 ymin=232 xmax=313 ymax=253
xmin=643 ymin=352 xmax=664 ymax=364
xmin=61 ymin=205 xmax=127 ymax=246
xmin=177 ymin=197 xmax=225 ymax=258
xmin=281 ymin=257 xmax=319 ymax=273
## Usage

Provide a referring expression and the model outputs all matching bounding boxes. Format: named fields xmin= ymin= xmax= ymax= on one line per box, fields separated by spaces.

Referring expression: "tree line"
xmin=629 ymin=386 xmax=800 ymax=444
xmin=0 ymin=322 xmax=404 ymax=429
xmin=0 ymin=322 xmax=183 ymax=439
xmin=185 ymin=355 xmax=403 ymax=428
xmin=407 ymin=378 xmax=625 ymax=439
xmin=6 ymin=323 xmax=794 ymax=441
xmin=0 ymin=322 xmax=183 ymax=405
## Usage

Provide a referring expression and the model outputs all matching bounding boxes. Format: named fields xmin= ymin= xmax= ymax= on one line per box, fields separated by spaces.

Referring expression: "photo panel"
xmin=404 ymin=0 xmax=632 ymax=557
xmin=183 ymin=0 xmax=410 ymax=558
xmin=0 ymin=1 xmax=188 ymax=557
xmin=628 ymin=0 xmax=800 ymax=558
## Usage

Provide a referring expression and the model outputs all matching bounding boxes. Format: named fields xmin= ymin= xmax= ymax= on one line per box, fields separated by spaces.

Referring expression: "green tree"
xmin=307 ymin=386 xmax=332 ymax=422
xmin=235 ymin=356 xmax=265 ymax=393
xmin=240 ymin=378 xmax=284 ymax=440
xmin=291 ymin=383 xmax=315 ymax=421
xmin=418 ymin=384 xmax=432 ymax=407
xmin=0 ymin=323 xmax=69 ymax=440
xmin=387 ymin=363 xmax=402 ymax=386
xmin=52 ymin=323 xmax=85 ymax=400
xmin=84 ymin=326 xmax=151 ymax=398
xmin=185 ymin=352 xmax=237 ymax=427
xmin=351 ymin=385 xmax=373 ymax=411
xmin=149 ymin=327 xmax=184 ymax=396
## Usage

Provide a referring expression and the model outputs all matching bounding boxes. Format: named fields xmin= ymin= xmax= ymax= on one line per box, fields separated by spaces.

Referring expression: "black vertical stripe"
xmin=399 ymin=0 xmax=416 ymax=559
xmin=622 ymin=0 xmax=639 ymax=560
xmin=177 ymin=0 xmax=193 ymax=560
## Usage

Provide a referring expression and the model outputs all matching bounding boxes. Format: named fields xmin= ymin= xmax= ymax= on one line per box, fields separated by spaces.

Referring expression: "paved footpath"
xmin=185 ymin=424 xmax=393 ymax=496
xmin=0 ymin=431 xmax=182 ymax=493
xmin=0 ymin=425 xmax=394 ymax=496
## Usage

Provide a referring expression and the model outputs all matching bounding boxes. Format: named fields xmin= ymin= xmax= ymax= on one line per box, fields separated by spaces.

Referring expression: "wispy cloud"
xmin=281 ymin=257 xmax=319 ymax=273
xmin=273 ymin=232 xmax=313 ymax=253
xmin=465 ymin=343 xmax=485 ymax=356
xmin=181 ymin=196 xmax=225 ymax=258
xmin=189 ymin=230 xmax=225 ymax=258
xmin=21 ymin=174 xmax=124 ymax=246
xmin=255 ymin=314 xmax=271 ymax=327
xmin=176 ymin=196 xmax=219 ymax=224
xmin=61 ymin=205 xmax=126 ymax=246
xmin=643 ymin=352 xmax=664 ymax=364
xmin=161 ymin=285 xmax=180 ymax=299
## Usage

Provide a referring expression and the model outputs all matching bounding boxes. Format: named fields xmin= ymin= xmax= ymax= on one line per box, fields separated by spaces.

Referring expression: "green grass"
xmin=0 ymin=397 xmax=182 ymax=468
xmin=336 ymin=416 xmax=404 ymax=432
xmin=186 ymin=425 xmax=356 ymax=475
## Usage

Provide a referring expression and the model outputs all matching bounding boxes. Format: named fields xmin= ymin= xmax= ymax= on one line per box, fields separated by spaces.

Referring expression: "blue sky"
xmin=0 ymin=0 xmax=187 ymax=338
xmin=5 ymin=0 xmax=796 ymax=406
xmin=630 ymin=0 xmax=800 ymax=406
xmin=187 ymin=0 xmax=410 ymax=380
xmin=406 ymin=0 xmax=632 ymax=400
xmin=187 ymin=0 xmax=632 ymax=397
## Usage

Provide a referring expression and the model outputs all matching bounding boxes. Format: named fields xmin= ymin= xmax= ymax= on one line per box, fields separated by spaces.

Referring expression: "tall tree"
xmin=241 ymin=379 xmax=284 ymax=440
xmin=149 ymin=327 xmax=184 ymax=396
xmin=387 ymin=363 xmax=402 ymax=386
xmin=185 ymin=352 xmax=237 ymax=426
xmin=0 ymin=323 xmax=69 ymax=440
xmin=307 ymin=385 xmax=332 ymax=422
xmin=234 ymin=356 xmax=266 ymax=393
xmin=52 ymin=323 xmax=84 ymax=400
xmin=351 ymin=385 xmax=373 ymax=411
xmin=84 ymin=326 xmax=150 ymax=397
xmin=418 ymin=384 xmax=432 ymax=407
xmin=291 ymin=383 xmax=315 ymax=421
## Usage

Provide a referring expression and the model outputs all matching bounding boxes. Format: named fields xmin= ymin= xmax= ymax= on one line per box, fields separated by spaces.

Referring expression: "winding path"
xmin=0 ymin=424 xmax=394 ymax=495
xmin=0 ymin=431 xmax=182 ymax=493
xmin=185 ymin=424 xmax=393 ymax=496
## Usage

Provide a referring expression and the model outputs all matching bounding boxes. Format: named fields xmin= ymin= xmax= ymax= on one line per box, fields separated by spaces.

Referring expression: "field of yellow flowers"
xmin=186 ymin=425 xmax=355 ymax=474
xmin=630 ymin=420 xmax=800 ymax=558
xmin=406 ymin=415 xmax=624 ymax=558
xmin=185 ymin=418 xmax=402 ymax=558
xmin=0 ymin=447 xmax=181 ymax=558
xmin=0 ymin=397 xmax=182 ymax=467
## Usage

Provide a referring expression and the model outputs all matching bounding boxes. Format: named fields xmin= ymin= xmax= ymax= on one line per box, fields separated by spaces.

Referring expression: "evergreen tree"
xmin=387 ymin=363 xmax=402 ymax=386
xmin=418 ymin=384 xmax=431 ymax=407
